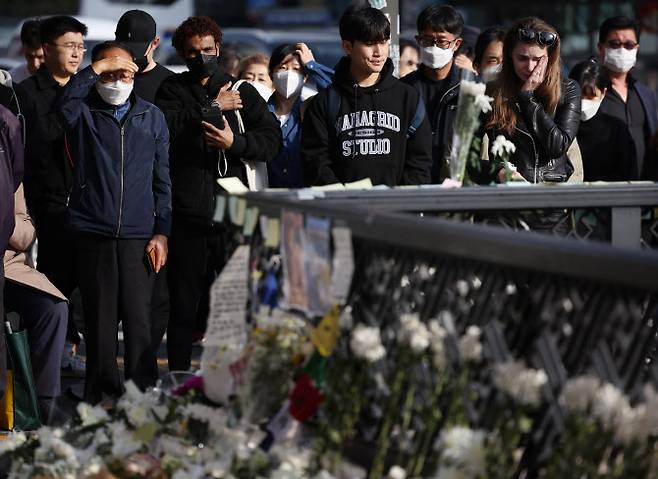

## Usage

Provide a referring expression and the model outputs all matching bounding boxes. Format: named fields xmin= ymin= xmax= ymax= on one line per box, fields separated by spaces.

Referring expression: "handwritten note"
xmin=331 ymin=227 xmax=355 ymax=304
xmin=281 ymin=210 xmax=308 ymax=312
xmin=204 ymin=245 xmax=250 ymax=348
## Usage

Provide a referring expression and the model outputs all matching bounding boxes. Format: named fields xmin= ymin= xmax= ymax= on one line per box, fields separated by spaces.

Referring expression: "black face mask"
xmin=134 ymin=55 xmax=149 ymax=73
xmin=186 ymin=54 xmax=219 ymax=78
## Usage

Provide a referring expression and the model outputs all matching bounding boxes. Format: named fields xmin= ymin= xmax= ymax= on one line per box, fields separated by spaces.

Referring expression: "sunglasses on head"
xmin=518 ymin=28 xmax=557 ymax=47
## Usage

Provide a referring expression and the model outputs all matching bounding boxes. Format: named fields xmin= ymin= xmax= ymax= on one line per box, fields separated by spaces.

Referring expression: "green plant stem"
xmin=410 ymin=376 xmax=446 ymax=477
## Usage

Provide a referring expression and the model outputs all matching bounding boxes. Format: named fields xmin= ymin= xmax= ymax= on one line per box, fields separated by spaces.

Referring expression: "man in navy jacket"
xmin=59 ymin=41 xmax=171 ymax=404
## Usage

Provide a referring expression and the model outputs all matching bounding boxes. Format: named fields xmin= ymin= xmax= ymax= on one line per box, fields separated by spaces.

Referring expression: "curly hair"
xmin=172 ymin=16 xmax=223 ymax=53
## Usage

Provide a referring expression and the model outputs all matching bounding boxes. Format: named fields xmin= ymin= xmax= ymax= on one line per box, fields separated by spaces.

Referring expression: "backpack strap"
xmin=325 ymin=85 xmax=341 ymax=136
xmin=407 ymin=94 xmax=426 ymax=138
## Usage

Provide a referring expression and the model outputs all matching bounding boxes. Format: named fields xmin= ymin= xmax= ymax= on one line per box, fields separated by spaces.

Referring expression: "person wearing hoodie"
xmin=59 ymin=41 xmax=171 ymax=404
xmin=401 ymin=4 xmax=468 ymax=183
xmin=155 ymin=16 xmax=281 ymax=372
xmin=301 ymin=6 xmax=432 ymax=187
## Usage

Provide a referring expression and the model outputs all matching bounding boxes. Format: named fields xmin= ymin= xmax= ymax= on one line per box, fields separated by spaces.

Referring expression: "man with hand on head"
xmin=59 ymin=41 xmax=171 ymax=405
xmin=115 ymin=9 xmax=173 ymax=103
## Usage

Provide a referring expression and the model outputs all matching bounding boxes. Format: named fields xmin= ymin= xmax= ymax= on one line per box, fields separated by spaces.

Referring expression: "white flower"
xmin=183 ymin=403 xmax=228 ymax=436
xmin=614 ymin=404 xmax=648 ymax=446
xmin=435 ymin=466 xmax=469 ymax=479
xmin=388 ymin=465 xmax=407 ymax=479
xmin=399 ymin=314 xmax=431 ymax=354
xmin=455 ymin=280 xmax=469 ymax=297
xmin=108 ymin=421 xmax=142 ymax=458
xmin=493 ymin=360 xmax=547 ymax=407
xmin=491 ymin=135 xmax=517 ymax=159
xmin=313 ymin=471 xmax=338 ymax=479
xmin=350 ymin=325 xmax=386 ymax=363
xmin=439 ymin=426 xmax=486 ymax=475
xmin=429 ymin=320 xmax=448 ymax=371
xmin=474 ymin=93 xmax=493 ymax=113
xmin=458 ymin=326 xmax=482 ymax=362
xmin=339 ymin=306 xmax=354 ymax=330
xmin=559 ymin=375 xmax=601 ymax=414
xmin=126 ymin=404 xmax=150 ymax=428
xmin=592 ymin=383 xmax=630 ymax=430
xmin=0 ymin=431 xmax=27 ymax=454
xmin=460 ymin=80 xmax=487 ymax=97
xmin=76 ymin=403 xmax=110 ymax=427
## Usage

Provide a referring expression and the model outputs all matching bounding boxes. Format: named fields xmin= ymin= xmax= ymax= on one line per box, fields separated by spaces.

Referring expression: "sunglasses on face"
xmin=518 ymin=28 xmax=557 ymax=47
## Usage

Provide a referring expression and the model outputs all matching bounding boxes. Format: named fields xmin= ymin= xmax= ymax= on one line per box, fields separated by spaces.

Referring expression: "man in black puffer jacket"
xmin=156 ymin=16 xmax=281 ymax=371
xmin=60 ymin=42 xmax=171 ymax=404
xmin=302 ymin=6 xmax=432 ymax=187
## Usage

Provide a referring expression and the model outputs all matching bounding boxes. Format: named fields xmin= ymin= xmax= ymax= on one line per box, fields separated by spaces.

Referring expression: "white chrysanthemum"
xmin=435 ymin=466 xmax=469 ymax=479
xmin=614 ymin=404 xmax=649 ymax=446
xmin=592 ymin=383 xmax=630 ymax=430
xmin=460 ymin=80 xmax=487 ymax=97
xmin=183 ymin=403 xmax=227 ymax=436
xmin=493 ymin=360 xmax=547 ymax=407
xmin=350 ymin=325 xmax=386 ymax=363
xmin=313 ymin=471 xmax=338 ymax=479
xmin=559 ymin=375 xmax=601 ymax=414
xmin=474 ymin=93 xmax=494 ymax=113
xmin=491 ymin=135 xmax=517 ymax=158
xmin=439 ymin=426 xmax=486 ymax=475
xmin=388 ymin=465 xmax=407 ymax=479
xmin=0 ymin=431 xmax=27 ymax=454
xmin=270 ymin=462 xmax=305 ymax=479
xmin=108 ymin=421 xmax=142 ymax=458
xmin=399 ymin=314 xmax=431 ymax=354
xmin=455 ymin=280 xmax=469 ymax=297
xmin=76 ymin=403 xmax=110 ymax=427
xmin=458 ymin=326 xmax=482 ymax=362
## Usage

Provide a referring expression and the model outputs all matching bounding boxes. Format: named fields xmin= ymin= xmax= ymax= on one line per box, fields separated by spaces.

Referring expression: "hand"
xmin=522 ymin=56 xmax=547 ymax=92
xmin=454 ymin=53 xmax=476 ymax=73
xmin=146 ymin=234 xmax=168 ymax=273
xmin=497 ymin=168 xmax=528 ymax=183
xmin=295 ymin=43 xmax=315 ymax=65
xmin=440 ymin=178 xmax=463 ymax=188
xmin=91 ymin=56 xmax=138 ymax=76
xmin=214 ymin=81 xmax=242 ymax=111
xmin=203 ymin=120 xmax=234 ymax=150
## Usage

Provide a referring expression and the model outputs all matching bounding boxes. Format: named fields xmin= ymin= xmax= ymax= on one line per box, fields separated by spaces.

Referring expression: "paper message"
xmin=204 ymin=245 xmax=250 ymax=348
xmin=281 ymin=210 xmax=308 ymax=312
xmin=217 ymin=177 xmax=249 ymax=194
xmin=305 ymin=216 xmax=332 ymax=317
xmin=331 ymin=227 xmax=355 ymax=304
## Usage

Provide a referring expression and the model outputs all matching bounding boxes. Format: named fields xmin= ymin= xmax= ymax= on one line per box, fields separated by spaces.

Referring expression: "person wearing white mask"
xmin=569 ymin=59 xmax=635 ymax=181
xmin=59 ymin=41 xmax=172 ymax=405
xmin=267 ymin=42 xmax=333 ymax=188
xmin=473 ymin=27 xmax=505 ymax=83
xmin=401 ymin=4 xmax=466 ymax=183
xmin=597 ymin=16 xmax=658 ymax=180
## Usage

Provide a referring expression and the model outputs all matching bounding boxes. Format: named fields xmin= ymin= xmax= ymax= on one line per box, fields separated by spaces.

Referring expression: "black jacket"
xmin=0 ymin=104 xmax=23 ymax=253
xmin=156 ymin=69 xmax=281 ymax=224
xmin=60 ymin=66 xmax=171 ymax=238
xmin=17 ymin=66 xmax=70 ymax=214
xmin=475 ymin=78 xmax=581 ymax=183
xmin=401 ymin=63 xmax=465 ymax=182
xmin=301 ymin=57 xmax=432 ymax=186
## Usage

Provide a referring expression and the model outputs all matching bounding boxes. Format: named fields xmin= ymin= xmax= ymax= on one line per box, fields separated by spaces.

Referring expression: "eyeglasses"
xmin=52 ymin=42 xmax=87 ymax=53
xmin=416 ymin=35 xmax=458 ymax=49
xmin=518 ymin=28 xmax=557 ymax=47
xmin=607 ymin=40 xmax=638 ymax=50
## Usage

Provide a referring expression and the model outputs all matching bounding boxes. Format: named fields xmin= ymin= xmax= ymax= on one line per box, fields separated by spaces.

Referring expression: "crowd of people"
xmin=0 ymin=3 xmax=656 ymax=421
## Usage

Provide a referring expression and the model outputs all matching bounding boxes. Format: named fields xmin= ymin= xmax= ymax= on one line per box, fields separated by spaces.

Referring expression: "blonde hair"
xmin=486 ymin=17 xmax=562 ymax=135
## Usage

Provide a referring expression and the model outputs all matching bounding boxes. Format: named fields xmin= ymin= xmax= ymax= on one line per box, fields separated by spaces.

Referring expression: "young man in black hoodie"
xmin=156 ymin=16 xmax=281 ymax=371
xmin=401 ymin=5 xmax=467 ymax=183
xmin=301 ymin=6 xmax=432 ymax=187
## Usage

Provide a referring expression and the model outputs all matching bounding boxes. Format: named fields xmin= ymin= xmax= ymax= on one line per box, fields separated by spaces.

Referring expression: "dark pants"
xmin=33 ymin=208 xmax=80 ymax=342
xmin=0 ymin=263 xmax=6 ymax=400
xmin=76 ymin=236 xmax=156 ymax=404
xmin=167 ymin=220 xmax=227 ymax=371
xmin=4 ymin=281 xmax=67 ymax=398
xmin=149 ymin=266 xmax=169 ymax=365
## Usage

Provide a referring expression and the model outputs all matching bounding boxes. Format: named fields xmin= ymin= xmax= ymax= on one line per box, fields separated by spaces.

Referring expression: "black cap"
xmin=115 ymin=10 xmax=156 ymax=57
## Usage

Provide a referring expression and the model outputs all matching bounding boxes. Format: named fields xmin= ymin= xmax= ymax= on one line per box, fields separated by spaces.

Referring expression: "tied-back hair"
xmin=486 ymin=17 xmax=562 ymax=135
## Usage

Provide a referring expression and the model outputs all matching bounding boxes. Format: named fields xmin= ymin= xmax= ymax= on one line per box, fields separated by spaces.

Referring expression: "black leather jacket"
xmin=477 ymin=78 xmax=581 ymax=183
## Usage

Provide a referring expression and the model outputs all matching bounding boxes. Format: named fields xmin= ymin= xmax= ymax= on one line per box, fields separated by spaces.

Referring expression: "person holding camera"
xmin=155 ymin=16 xmax=281 ymax=372
xmin=59 ymin=41 xmax=171 ymax=404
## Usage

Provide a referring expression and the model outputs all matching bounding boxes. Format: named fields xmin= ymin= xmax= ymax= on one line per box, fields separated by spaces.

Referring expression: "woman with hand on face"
xmin=569 ymin=59 xmax=635 ymax=181
xmin=475 ymin=17 xmax=581 ymax=185
xmin=267 ymin=42 xmax=333 ymax=188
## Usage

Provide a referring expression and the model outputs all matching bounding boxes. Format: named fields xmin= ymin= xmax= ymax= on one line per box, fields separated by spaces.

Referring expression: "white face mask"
xmin=95 ymin=80 xmax=133 ymax=106
xmin=420 ymin=45 xmax=454 ymax=69
xmin=247 ymin=80 xmax=274 ymax=101
xmin=273 ymin=70 xmax=304 ymax=99
xmin=481 ymin=63 xmax=502 ymax=83
xmin=604 ymin=47 xmax=637 ymax=73
xmin=581 ymin=98 xmax=602 ymax=122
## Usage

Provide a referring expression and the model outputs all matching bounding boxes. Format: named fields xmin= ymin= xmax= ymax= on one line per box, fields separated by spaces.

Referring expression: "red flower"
xmin=172 ymin=375 xmax=204 ymax=396
xmin=289 ymin=373 xmax=324 ymax=422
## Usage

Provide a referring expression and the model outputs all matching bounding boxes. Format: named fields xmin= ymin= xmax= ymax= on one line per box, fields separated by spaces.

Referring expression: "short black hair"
xmin=417 ymin=4 xmax=464 ymax=37
xmin=399 ymin=38 xmax=419 ymax=55
xmin=598 ymin=16 xmax=640 ymax=44
xmin=91 ymin=41 xmax=134 ymax=63
xmin=339 ymin=6 xmax=390 ymax=43
xmin=20 ymin=19 xmax=42 ymax=50
xmin=569 ymin=58 xmax=610 ymax=97
xmin=39 ymin=16 xmax=87 ymax=45
xmin=474 ymin=26 xmax=505 ymax=67
xmin=269 ymin=44 xmax=298 ymax=75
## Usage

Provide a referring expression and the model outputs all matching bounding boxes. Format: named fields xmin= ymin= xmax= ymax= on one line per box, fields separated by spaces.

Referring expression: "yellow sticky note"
xmin=311 ymin=305 xmax=341 ymax=357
